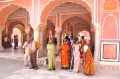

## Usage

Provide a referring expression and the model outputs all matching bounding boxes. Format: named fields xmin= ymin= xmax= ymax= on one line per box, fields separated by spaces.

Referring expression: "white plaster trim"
xmin=102 ymin=14 xmax=119 ymax=39
xmin=38 ymin=0 xmax=40 ymax=24
xmin=0 ymin=0 xmax=13 ymax=2
xmin=101 ymin=10 xmax=120 ymax=12
xmin=94 ymin=0 xmax=97 ymax=23
xmin=101 ymin=39 xmax=120 ymax=41
xmin=100 ymin=61 xmax=120 ymax=66
xmin=101 ymin=42 xmax=119 ymax=62
xmin=0 ymin=3 xmax=29 ymax=13
xmin=119 ymin=11 xmax=120 ymax=39
xmin=94 ymin=0 xmax=98 ymax=23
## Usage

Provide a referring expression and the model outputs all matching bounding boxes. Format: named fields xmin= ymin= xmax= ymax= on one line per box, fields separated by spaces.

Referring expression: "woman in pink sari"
xmin=72 ymin=38 xmax=81 ymax=73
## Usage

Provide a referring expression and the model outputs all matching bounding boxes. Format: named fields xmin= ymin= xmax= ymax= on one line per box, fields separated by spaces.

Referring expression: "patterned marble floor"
xmin=0 ymin=47 xmax=120 ymax=79
xmin=3 ymin=63 xmax=120 ymax=79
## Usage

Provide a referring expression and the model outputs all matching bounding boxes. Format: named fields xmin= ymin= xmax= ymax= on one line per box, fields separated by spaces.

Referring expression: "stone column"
xmin=27 ymin=33 xmax=29 ymax=39
xmin=33 ymin=27 xmax=40 ymax=41
xmin=21 ymin=33 xmax=26 ymax=45
xmin=94 ymin=23 xmax=100 ymax=63
xmin=40 ymin=27 xmax=45 ymax=49
xmin=25 ymin=27 xmax=30 ymax=39
xmin=0 ymin=28 xmax=4 ymax=52
xmin=55 ymin=27 xmax=62 ymax=50
xmin=7 ymin=31 xmax=12 ymax=47
xmin=38 ymin=24 xmax=46 ymax=57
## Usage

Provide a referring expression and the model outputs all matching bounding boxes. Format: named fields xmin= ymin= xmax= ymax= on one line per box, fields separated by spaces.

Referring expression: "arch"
xmin=78 ymin=30 xmax=91 ymax=41
xmin=102 ymin=14 xmax=118 ymax=39
xmin=46 ymin=20 xmax=55 ymax=35
xmin=0 ymin=3 xmax=29 ymax=28
xmin=8 ymin=20 xmax=25 ymax=33
xmin=77 ymin=29 xmax=90 ymax=36
xmin=62 ymin=16 xmax=90 ymax=28
xmin=40 ymin=0 xmax=93 ymax=24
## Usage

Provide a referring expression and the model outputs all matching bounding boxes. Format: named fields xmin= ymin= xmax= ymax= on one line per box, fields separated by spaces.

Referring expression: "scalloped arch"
xmin=40 ymin=0 xmax=93 ymax=25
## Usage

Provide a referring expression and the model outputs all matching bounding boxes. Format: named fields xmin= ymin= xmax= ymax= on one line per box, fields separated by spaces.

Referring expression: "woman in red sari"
xmin=59 ymin=39 xmax=70 ymax=69
xmin=83 ymin=40 xmax=94 ymax=75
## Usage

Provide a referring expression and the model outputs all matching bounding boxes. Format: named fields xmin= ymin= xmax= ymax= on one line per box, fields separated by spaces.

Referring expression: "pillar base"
xmin=0 ymin=47 xmax=4 ymax=52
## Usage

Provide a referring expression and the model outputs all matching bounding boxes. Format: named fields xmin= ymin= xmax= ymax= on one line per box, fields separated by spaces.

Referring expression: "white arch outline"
xmin=102 ymin=14 xmax=118 ymax=40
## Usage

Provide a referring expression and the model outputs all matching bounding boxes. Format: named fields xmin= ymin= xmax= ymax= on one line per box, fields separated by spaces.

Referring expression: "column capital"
xmin=39 ymin=24 xmax=46 ymax=31
xmin=93 ymin=23 xmax=100 ymax=31
xmin=55 ymin=27 xmax=62 ymax=33
xmin=25 ymin=27 xmax=30 ymax=34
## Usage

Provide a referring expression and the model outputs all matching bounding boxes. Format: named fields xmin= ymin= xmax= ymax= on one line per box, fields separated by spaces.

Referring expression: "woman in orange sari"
xmin=59 ymin=39 xmax=70 ymax=69
xmin=82 ymin=40 xmax=94 ymax=75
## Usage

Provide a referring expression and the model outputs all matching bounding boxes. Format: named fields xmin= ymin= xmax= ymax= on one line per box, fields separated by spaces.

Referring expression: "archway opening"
xmin=11 ymin=28 xmax=22 ymax=47
xmin=2 ymin=8 xmax=30 ymax=48
xmin=42 ymin=2 xmax=94 ymax=57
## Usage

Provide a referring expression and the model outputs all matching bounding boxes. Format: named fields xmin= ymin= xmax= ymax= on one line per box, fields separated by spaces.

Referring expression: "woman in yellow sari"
xmin=83 ymin=40 xmax=94 ymax=75
xmin=46 ymin=39 xmax=56 ymax=70
xmin=59 ymin=39 xmax=70 ymax=69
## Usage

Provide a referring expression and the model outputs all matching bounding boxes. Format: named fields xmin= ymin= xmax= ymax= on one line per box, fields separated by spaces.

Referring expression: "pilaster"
xmin=0 ymin=28 xmax=4 ymax=52
xmin=94 ymin=23 xmax=101 ymax=63
xmin=55 ymin=27 xmax=62 ymax=50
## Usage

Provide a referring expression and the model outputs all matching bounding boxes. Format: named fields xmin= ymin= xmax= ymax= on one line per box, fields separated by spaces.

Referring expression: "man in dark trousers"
xmin=14 ymin=35 xmax=18 ymax=50
xmin=29 ymin=36 xmax=41 ymax=70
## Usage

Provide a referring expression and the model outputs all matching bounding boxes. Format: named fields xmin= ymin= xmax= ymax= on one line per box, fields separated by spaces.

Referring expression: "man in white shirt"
xmin=29 ymin=36 xmax=41 ymax=70
xmin=23 ymin=39 xmax=30 ymax=66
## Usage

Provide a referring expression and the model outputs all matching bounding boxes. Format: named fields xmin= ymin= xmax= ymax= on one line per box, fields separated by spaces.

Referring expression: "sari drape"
xmin=60 ymin=44 xmax=70 ymax=67
xmin=83 ymin=46 xmax=94 ymax=75
xmin=73 ymin=44 xmax=80 ymax=73
xmin=47 ymin=44 xmax=56 ymax=70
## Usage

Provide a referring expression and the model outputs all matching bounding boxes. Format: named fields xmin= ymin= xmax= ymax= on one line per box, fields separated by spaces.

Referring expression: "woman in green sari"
xmin=46 ymin=39 xmax=56 ymax=70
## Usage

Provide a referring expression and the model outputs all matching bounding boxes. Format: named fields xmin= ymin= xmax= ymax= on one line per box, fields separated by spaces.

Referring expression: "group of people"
xmin=2 ymin=35 xmax=18 ymax=50
xmin=45 ymin=35 xmax=94 ymax=75
xmin=23 ymin=35 xmax=94 ymax=75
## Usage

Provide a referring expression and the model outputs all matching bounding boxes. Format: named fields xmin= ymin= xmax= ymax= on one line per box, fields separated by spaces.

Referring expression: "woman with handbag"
xmin=46 ymin=39 xmax=56 ymax=70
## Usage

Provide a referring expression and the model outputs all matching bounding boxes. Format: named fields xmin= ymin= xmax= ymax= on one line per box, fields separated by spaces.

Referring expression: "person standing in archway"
xmin=23 ymin=39 xmax=31 ymax=67
xmin=4 ymin=35 xmax=9 ymax=48
xmin=29 ymin=36 xmax=41 ymax=70
xmin=80 ymin=36 xmax=86 ymax=58
xmin=82 ymin=40 xmax=94 ymax=75
xmin=14 ymin=35 xmax=18 ymax=50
